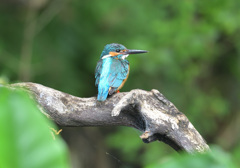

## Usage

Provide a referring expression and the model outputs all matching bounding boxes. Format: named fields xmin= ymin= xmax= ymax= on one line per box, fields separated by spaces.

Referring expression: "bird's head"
xmin=100 ymin=43 xmax=148 ymax=60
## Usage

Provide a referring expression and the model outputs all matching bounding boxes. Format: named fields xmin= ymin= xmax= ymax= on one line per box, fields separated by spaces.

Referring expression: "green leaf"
xmin=145 ymin=146 xmax=237 ymax=168
xmin=0 ymin=87 xmax=70 ymax=168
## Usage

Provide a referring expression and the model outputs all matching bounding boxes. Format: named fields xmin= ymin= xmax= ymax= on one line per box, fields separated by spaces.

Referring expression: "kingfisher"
xmin=95 ymin=43 xmax=148 ymax=101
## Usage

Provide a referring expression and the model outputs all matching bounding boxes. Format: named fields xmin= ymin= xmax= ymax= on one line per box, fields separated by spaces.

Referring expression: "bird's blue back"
xmin=95 ymin=44 xmax=129 ymax=101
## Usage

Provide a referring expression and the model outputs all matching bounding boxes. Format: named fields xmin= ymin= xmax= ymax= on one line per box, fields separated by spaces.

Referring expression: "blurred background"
xmin=0 ymin=0 xmax=240 ymax=167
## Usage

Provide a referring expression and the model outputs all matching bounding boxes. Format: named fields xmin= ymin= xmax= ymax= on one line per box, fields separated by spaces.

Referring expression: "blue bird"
xmin=95 ymin=43 xmax=148 ymax=101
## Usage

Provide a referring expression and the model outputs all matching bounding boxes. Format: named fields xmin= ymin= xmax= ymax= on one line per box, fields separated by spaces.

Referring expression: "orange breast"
xmin=117 ymin=65 xmax=130 ymax=91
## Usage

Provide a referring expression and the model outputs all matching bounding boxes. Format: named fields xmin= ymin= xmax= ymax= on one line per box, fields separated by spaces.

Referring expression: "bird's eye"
xmin=116 ymin=49 xmax=120 ymax=52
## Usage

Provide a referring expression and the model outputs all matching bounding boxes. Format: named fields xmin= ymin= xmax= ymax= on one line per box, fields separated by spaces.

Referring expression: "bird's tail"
xmin=97 ymin=85 xmax=109 ymax=101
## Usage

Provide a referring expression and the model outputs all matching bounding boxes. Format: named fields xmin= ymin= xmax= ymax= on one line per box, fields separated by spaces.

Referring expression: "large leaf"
xmin=0 ymin=86 xmax=70 ymax=168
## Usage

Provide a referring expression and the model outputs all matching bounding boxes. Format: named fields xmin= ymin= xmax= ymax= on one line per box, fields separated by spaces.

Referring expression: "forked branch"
xmin=11 ymin=82 xmax=209 ymax=153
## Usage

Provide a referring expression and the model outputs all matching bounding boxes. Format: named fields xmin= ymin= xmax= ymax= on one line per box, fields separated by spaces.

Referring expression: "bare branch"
xmin=11 ymin=82 xmax=209 ymax=154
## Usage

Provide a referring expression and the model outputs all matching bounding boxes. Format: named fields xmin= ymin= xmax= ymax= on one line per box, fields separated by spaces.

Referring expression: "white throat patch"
xmin=101 ymin=54 xmax=111 ymax=59
xmin=121 ymin=54 xmax=129 ymax=60
xmin=102 ymin=54 xmax=129 ymax=60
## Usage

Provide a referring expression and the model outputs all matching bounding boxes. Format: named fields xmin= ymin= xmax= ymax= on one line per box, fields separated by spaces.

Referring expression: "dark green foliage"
xmin=146 ymin=146 xmax=237 ymax=168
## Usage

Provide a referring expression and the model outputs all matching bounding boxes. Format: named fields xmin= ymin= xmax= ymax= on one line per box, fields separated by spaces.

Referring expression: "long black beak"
xmin=124 ymin=49 xmax=148 ymax=54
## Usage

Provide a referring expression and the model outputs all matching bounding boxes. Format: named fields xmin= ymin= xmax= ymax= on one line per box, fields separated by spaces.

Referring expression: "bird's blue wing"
xmin=95 ymin=59 xmax=129 ymax=100
xmin=95 ymin=59 xmax=103 ymax=87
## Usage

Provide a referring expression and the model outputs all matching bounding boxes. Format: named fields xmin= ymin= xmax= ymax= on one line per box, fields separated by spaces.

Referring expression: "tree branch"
xmin=11 ymin=82 xmax=209 ymax=153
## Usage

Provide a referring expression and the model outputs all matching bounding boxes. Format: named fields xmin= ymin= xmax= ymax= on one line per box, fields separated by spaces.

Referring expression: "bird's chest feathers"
xmin=100 ymin=58 xmax=128 ymax=78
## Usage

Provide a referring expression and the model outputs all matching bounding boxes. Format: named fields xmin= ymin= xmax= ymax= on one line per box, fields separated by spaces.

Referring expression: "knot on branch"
xmin=111 ymin=89 xmax=186 ymax=145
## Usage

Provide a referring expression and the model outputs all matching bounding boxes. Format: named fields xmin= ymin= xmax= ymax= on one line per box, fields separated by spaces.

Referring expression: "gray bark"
xmin=11 ymin=82 xmax=209 ymax=153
